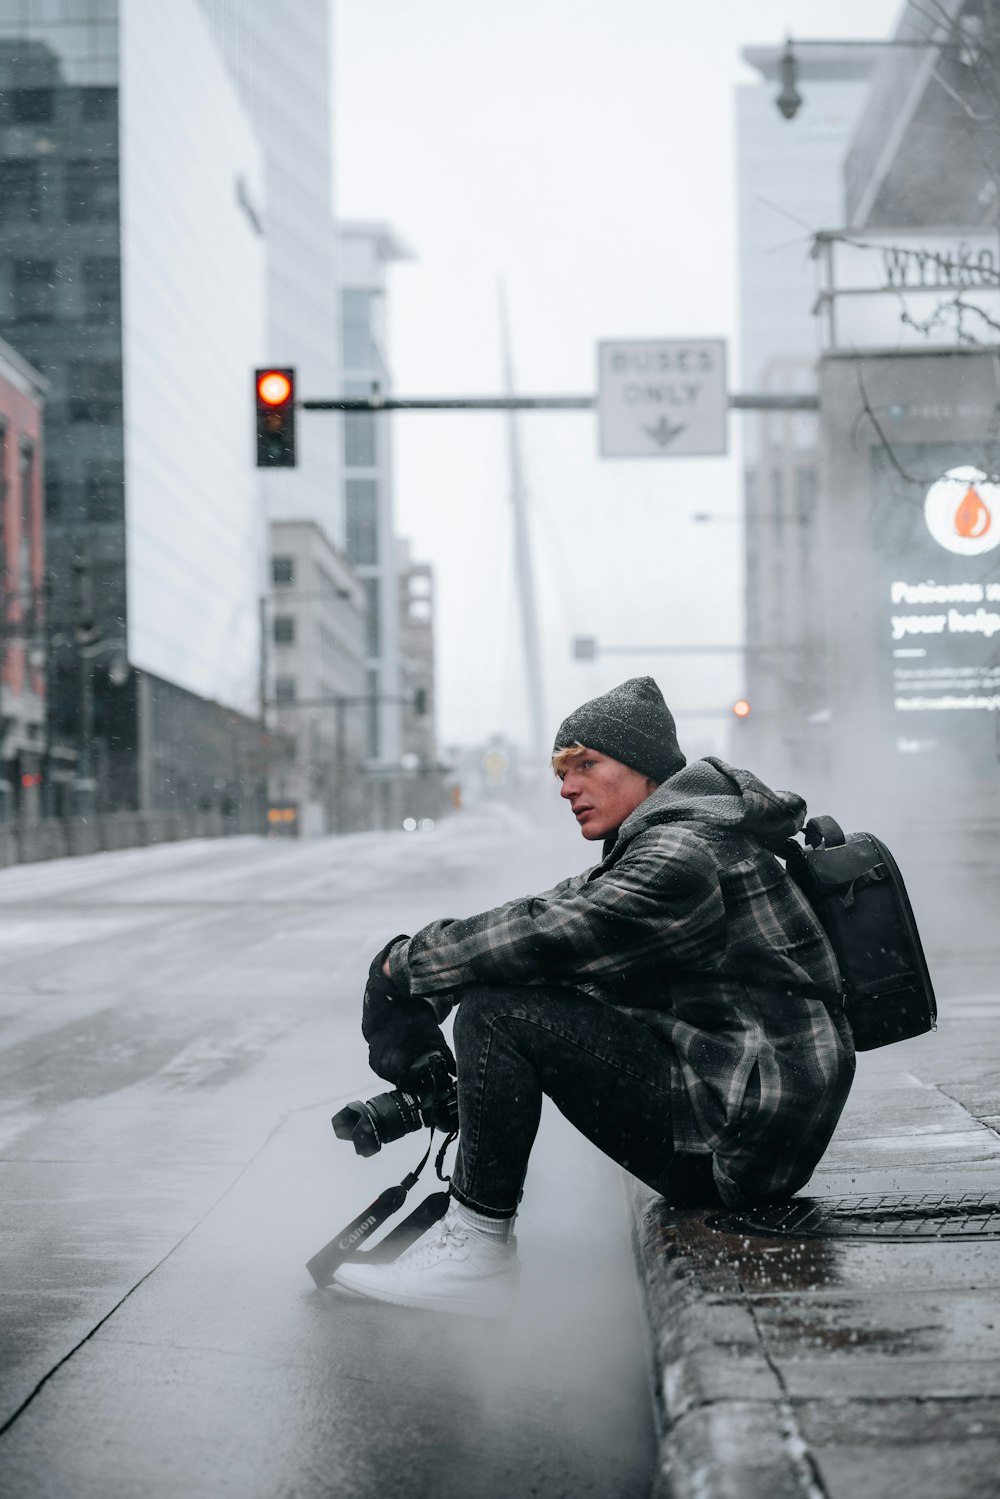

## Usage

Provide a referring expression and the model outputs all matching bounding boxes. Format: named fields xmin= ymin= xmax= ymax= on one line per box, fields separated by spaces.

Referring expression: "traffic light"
xmin=732 ymin=699 xmax=751 ymax=719
xmin=414 ymin=687 xmax=428 ymax=716
xmin=255 ymin=368 xmax=296 ymax=467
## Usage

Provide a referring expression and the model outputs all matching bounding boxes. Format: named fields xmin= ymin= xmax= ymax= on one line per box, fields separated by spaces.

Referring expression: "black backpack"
xmin=780 ymin=816 xmax=937 ymax=1051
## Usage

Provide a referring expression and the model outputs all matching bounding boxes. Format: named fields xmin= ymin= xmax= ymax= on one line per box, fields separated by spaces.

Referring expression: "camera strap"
xmin=360 ymin=1189 xmax=452 ymax=1263
xmin=435 ymin=1129 xmax=458 ymax=1182
xmin=305 ymin=1129 xmax=455 ymax=1289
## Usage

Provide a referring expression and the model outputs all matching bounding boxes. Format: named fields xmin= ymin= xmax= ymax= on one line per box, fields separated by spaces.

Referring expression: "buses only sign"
xmin=598 ymin=338 xmax=727 ymax=458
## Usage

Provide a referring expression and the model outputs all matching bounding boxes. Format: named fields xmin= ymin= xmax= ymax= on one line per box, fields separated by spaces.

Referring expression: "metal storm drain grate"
xmin=707 ymin=1191 xmax=1000 ymax=1242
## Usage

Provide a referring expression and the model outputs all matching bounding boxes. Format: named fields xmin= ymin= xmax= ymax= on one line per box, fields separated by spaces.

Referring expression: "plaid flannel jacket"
xmin=388 ymin=757 xmax=855 ymax=1206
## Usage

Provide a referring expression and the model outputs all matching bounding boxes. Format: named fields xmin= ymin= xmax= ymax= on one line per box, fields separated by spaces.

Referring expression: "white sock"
xmin=451 ymin=1197 xmax=516 ymax=1244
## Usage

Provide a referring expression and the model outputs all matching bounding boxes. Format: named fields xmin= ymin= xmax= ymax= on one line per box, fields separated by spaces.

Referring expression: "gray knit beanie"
xmin=552 ymin=676 xmax=685 ymax=784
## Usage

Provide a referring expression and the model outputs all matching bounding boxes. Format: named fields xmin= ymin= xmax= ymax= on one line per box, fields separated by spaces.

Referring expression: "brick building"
xmin=0 ymin=335 xmax=47 ymax=822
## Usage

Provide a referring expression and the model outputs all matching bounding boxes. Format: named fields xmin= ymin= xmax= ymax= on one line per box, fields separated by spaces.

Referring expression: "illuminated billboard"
xmin=874 ymin=448 xmax=1000 ymax=769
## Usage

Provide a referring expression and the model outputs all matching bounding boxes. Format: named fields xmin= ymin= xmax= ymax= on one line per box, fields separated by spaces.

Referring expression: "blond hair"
xmin=551 ymin=742 xmax=590 ymax=778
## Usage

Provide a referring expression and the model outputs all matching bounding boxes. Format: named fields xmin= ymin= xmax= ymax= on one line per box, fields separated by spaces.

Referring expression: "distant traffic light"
xmin=733 ymin=699 xmax=751 ymax=718
xmin=255 ymin=367 xmax=296 ymax=467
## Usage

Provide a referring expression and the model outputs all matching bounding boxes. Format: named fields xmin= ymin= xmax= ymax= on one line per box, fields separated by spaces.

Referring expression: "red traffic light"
xmin=257 ymin=370 xmax=293 ymax=406
xmin=255 ymin=367 xmax=296 ymax=467
xmin=733 ymin=699 xmax=751 ymax=718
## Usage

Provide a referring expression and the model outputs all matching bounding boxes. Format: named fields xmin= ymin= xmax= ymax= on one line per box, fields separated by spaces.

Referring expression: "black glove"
xmin=361 ymin=936 xmax=455 ymax=1085
xmin=361 ymin=935 xmax=415 ymax=1041
xmin=368 ymin=1016 xmax=455 ymax=1088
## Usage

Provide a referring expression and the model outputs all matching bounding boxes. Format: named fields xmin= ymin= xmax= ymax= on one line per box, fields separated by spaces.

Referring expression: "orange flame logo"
xmin=954 ymin=484 xmax=992 ymax=539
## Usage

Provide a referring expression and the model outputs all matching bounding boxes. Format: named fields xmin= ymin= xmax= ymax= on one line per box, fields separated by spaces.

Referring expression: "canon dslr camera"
xmin=332 ymin=1050 xmax=457 ymax=1158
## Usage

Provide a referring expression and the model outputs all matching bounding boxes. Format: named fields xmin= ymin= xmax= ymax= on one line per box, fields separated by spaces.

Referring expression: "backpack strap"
xmin=804 ymin=815 xmax=845 ymax=850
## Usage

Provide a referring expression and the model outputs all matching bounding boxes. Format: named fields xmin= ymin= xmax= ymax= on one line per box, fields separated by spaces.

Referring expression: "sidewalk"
xmin=628 ymin=994 xmax=1000 ymax=1499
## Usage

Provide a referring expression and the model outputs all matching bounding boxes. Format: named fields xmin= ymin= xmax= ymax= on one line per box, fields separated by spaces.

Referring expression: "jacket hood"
xmin=604 ymin=755 xmax=805 ymax=860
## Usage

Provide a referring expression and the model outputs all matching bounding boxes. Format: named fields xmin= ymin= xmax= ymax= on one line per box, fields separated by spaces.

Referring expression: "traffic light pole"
xmin=598 ymin=643 xmax=746 ymax=655
xmin=300 ymin=392 xmax=818 ymax=412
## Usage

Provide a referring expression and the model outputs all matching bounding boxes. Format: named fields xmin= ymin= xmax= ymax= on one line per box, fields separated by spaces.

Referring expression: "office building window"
xmin=363 ymin=578 xmax=380 ymax=657
xmin=341 ymin=288 xmax=379 ymax=369
xmin=12 ymin=259 xmax=56 ymax=321
xmin=10 ymin=89 xmax=55 ymax=125
xmin=45 ymin=471 xmax=61 ymax=521
xmin=366 ymin=668 xmax=379 ymax=758
xmin=81 ymin=88 xmax=117 ymax=123
xmin=344 ymin=409 xmax=376 ymax=467
xmin=795 ymin=466 xmax=817 ymax=524
xmin=85 ymin=460 xmax=123 ymax=523
xmin=275 ymin=676 xmax=296 ymax=704
xmin=272 ymin=555 xmax=294 ymax=585
xmin=68 ymin=360 xmax=123 ymax=422
xmin=91 ymin=558 xmax=126 ymax=626
xmin=346 ymin=478 xmax=378 ymax=564
xmin=0 ymin=161 xmax=40 ymax=221
xmin=82 ymin=256 xmax=120 ymax=321
xmin=66 ymin=158 xmax=119 ymax=223
xmin=273 ymin=615 xmax=295 ymax=645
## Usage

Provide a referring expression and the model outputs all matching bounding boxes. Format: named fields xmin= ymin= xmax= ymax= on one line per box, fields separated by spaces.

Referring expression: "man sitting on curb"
xmin=334 ymin=676 xmax=855 ymax=1317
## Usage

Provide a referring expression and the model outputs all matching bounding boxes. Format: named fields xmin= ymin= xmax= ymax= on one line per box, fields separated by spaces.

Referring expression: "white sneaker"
xmin=333 ymin=1204 xmax=519 ymax=1319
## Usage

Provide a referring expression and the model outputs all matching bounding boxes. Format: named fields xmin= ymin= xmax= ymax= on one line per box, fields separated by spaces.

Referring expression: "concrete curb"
xmin=623 ymin=1020 xmax=1000 ymax=1499
xmin=625 ymin=1175 xmax=823 ymax=1499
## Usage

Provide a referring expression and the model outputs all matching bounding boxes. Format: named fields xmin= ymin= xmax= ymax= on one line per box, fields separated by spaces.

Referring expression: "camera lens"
xmin=364 ymin=1088 xmax=423 ymax=1147
xmin=331 ymin=1087 xmax=424 ymax=1157
xmin=332 ymin=1100 xmax=381 ymax=1158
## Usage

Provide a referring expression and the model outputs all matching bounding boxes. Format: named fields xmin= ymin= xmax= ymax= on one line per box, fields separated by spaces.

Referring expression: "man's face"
xmin=558 ymin=750 xmax=658 ymax=841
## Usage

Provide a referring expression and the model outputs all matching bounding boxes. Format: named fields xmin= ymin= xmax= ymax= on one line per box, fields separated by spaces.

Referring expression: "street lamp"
xmin=772 ymin=32 xmax=970 ymax=121
xmin=776 ymin=41 xmax=803 ymax=121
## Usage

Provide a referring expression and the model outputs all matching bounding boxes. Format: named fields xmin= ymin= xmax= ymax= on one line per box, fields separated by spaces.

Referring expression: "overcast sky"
xmin=333 ymin=0 xmax=902 ymax=756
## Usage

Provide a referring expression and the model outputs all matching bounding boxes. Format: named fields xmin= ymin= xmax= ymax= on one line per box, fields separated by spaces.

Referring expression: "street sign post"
xmin=597 ymin=338 xmax=727 ymax=458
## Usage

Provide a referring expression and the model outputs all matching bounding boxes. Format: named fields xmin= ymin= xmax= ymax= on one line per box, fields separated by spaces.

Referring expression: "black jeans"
xmin=448 ymin=983 xmax=712 ymax=1218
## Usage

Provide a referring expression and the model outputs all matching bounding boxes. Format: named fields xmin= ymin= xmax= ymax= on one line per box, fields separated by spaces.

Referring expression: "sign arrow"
xmin=643 ymin=417 xmax=687 ymax=448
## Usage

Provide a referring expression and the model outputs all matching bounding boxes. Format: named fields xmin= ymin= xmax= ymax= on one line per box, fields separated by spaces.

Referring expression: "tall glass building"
xmin=338 ymin=222 xmax=412 ymax=780
xmin=0 ymin=0 xmax=266 ymax=817
xmin=197 ymin=0 xmax=341 ymax=545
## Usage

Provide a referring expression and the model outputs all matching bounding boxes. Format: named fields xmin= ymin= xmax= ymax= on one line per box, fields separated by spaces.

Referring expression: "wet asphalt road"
xmin=0 ymin=808 xmax=655 ymax=1499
